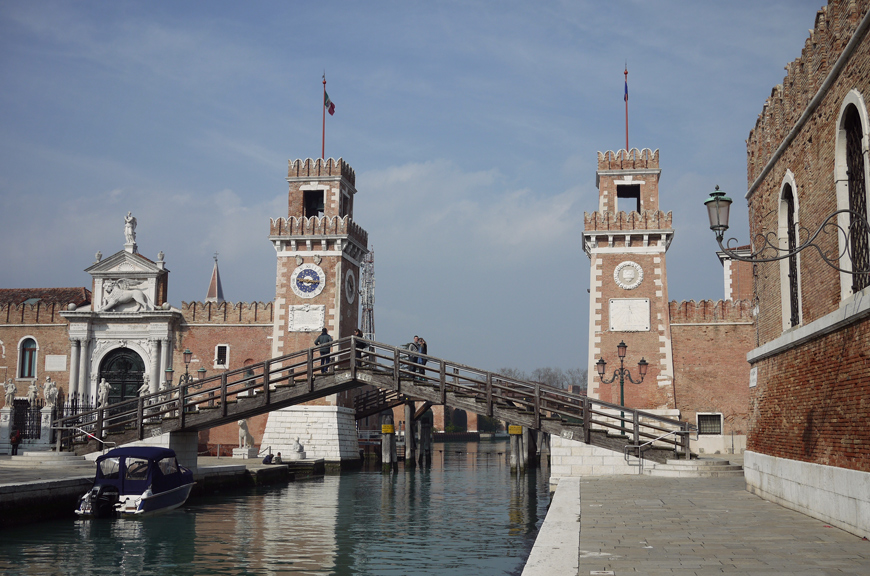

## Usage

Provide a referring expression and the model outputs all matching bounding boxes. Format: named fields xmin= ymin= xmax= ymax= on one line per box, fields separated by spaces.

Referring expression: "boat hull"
xmin=118 ymin=482 xmax=195 ymax=516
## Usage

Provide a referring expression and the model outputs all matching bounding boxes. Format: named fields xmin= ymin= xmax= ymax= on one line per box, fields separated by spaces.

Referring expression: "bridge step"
xmin=1 ymin=450 xmax=93 ymax=468
xmin=644 ymin=459 xmax=744 ymax=478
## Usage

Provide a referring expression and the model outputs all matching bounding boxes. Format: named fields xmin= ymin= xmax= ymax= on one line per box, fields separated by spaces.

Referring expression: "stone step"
xmin=644 ymin=458 xmax=744 ymax=478
xmin=1 ymin=451 xmax=93 ymax=468
xmin=644 ymin=468 xmax=744 ymax=478
xmin=664 ymin=458 xmax=740 ymax=467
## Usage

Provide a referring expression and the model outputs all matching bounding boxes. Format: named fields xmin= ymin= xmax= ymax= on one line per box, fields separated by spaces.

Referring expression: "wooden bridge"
xmin=54 ymin=337 xmax=696 ymax=463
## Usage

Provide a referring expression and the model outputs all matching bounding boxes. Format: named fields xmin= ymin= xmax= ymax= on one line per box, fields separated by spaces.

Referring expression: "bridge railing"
xmin=54 ymin=336 xmax=695 ymax=456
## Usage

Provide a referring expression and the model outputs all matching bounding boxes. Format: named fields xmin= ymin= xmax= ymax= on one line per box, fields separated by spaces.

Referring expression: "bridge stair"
xmin=644 ymin=458 xmax=744 ymax=478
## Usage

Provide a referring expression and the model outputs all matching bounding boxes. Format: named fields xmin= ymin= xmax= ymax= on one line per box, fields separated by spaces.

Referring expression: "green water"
xmin=0 ymin=440 xmax=549 ymax=575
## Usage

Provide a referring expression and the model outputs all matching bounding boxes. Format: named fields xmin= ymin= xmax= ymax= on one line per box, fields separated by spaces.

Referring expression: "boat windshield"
xmin=98 ymin=457 xmax=120 ymax=480
xmin=124 ymin=458 xmax=150 ymax=482
xmin=157 ymin=457 xmax=178 ymax=475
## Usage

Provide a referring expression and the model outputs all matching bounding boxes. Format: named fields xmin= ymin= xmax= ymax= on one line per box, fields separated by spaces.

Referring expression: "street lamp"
xmin=164 ymin=349 xmax=205 ymax=413
xmin=704 ymin=185 xmax=870 ymax=274
xmin=595 ymin=340 xmax=648 ymax=435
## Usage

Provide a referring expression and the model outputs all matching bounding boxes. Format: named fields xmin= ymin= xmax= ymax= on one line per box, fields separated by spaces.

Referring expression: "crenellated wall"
xmin=597 ymin=148 xmax=659 ymax=170
xmin=668 ymin=299 xmax=755 ymax=324
xmin=583 ymin=210 xmax=672 ymax=232
xmin=746 ymin=1 xmax=868 ymax=184
xmin=269 ymin=215 xmax=369 ymax=247
xmin=181 ymin=301 xmax=274 ymax=324
xmin=1 ymin=302 xmax=69 ymax=325
xmin=287 ymin=157 xmax=356 ymax=186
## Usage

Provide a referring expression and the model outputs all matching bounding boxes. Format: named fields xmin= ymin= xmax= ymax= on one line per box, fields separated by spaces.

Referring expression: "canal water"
xmin=0 ymin=439 xmax=550 ymax=575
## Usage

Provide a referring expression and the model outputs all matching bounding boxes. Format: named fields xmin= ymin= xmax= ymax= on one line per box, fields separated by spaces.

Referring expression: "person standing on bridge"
xmin=315 ymin=328 xmax=333 ymax=374
xmin=353 ymin=328 xmax=366 ymax=361
xmin=417 ymin=337 xmax=428 ymax=375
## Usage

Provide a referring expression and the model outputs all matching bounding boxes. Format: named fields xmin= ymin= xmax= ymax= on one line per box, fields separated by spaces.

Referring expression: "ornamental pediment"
xmin=85 ymin=251 xmax=163 ymax=276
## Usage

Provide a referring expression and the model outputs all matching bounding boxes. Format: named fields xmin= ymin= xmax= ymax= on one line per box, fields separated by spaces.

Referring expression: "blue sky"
xmin=0 ymin=1 xmax=825 ymax=374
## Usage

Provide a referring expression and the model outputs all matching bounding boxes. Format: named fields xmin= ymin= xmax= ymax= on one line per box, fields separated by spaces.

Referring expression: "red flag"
xmin=324 ymin=91 xmax=335 ymax=116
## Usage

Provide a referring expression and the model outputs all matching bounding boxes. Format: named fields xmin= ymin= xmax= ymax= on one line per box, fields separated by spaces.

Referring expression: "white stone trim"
xmin=214 ymin=344 xmax=229 ymax=369
xmin=778 ymin=171 xmax=803 ymax=330
xmin=747 ymin=284 xmax=870 ymax=363
xmin=744 ymin=450 xmax=870 ymax=539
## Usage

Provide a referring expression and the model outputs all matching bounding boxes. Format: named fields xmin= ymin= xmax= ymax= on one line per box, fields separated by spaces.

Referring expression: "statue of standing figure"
xmin=138 ymin=374 xmax=151 ymax=397
xmin=98 ymin=378 xmax=112 ymax=408
xmin=43 ymin=376 xmax=59 ymax=408
xmin=2 ymin=379 xmax=16 ymax=407
xmin=124 ymin=211 xmax=137 ymax=244
xmin=27 ymin=382 xmax=39 ymax=406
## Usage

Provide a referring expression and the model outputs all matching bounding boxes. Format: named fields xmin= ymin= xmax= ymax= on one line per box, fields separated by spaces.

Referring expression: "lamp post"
xmin=595 ymin=340 xmax=648 ymax=435
xmin=165 ymin=349 xmax=205 ymax=414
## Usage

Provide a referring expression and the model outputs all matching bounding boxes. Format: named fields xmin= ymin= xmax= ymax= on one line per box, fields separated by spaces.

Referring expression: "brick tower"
xmin=261 ymin=158 xmax=369 ymax=465
xmin=584 ymin=148 xmax=676 ymax=412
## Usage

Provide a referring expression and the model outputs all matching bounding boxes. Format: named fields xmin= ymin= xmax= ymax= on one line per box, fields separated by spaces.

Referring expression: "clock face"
xmin=291 ymin=264 xmax=326 ymax=298
xmin=345 ymin=270 xmax=356 ymax=304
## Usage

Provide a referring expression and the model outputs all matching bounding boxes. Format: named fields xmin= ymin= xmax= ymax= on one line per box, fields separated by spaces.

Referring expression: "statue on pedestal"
xmin=27 ymin=382 xmax=38 ymax=406
xmin=238 ymin=419 xmax=253 ymax=448
xmin=124 ymin=211 xmax=137 ymax=244
xmin=43 ymin=377 xmax=58 ymax=408
xmin=2 ymin=379 xmax=15 ymax=407
xmin=138 ymin=374 xmax=151 ymax=397
xmin=98 ymin=378 xmax=112 ymax=408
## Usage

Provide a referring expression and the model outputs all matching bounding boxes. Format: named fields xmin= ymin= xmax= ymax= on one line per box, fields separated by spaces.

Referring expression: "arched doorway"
xmin=99 ymin=348 xmax=145 ymax=403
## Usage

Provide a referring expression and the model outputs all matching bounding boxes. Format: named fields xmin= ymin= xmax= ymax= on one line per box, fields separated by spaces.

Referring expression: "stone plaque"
xmin=287 ymin=304 xmax=326 ymax=332
xmin=749 ymin=366 xmax=758 ymax=388
xmin=44 ymin=355 xmax=67 ymax=372
xmin=609 ymin=298 xmax=650 ymax=332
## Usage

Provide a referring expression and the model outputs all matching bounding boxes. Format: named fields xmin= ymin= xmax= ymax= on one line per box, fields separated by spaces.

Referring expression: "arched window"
xmin=845 ymin=105 xmax=869 ymax=293
xmin=778 ymin=173 xmax=802 ymax=330
xmin=18 ymin=337 xmax=37 ymax=379
xmin=835 ymin=93 xmax=870 ymax=299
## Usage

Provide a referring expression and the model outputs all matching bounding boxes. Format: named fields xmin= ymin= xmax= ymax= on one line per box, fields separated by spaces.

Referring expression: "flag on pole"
xmin=624 ymin=75 xmax=628 ymax=102
xmin=324 ymin=91 xmax=335 ymax=116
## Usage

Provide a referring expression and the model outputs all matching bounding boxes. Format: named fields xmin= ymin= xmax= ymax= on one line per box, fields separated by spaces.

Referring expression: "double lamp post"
xmin=595 ymin=340 xmax=648 ymax=435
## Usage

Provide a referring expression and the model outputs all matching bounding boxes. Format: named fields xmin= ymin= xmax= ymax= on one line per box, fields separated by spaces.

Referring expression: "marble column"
xmin=161 ymin=338 xmax=172 ymax=386
xmin=78 ymin=339 xmax=91 ymax=401
xmin=68 ymin=339 xmax=81 ymax=397
xmin=149 ymin=339 xmax=161 ymax=393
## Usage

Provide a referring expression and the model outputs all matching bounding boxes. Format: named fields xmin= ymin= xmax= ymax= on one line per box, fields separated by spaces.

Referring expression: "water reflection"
xmin=0 ymin=440 xmax=548 ymax=576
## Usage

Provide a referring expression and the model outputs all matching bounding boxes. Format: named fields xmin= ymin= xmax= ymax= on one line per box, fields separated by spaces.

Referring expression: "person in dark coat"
xmin=417 ymin=337 xmax=428 ymax=375
xmin=10 ymin=428 xmax=22 ymax=456
xmin=353 ymin=328 xmax=366 ymax=361
xmin=314 ymin=328 xmax=333 ymax=373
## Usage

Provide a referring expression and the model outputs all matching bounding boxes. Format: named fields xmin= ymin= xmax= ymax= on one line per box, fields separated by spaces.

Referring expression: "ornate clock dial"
xmin=345 ymin=270 xmax=356 ymax=304
xmin=291 ymin=264 xmax=326 ymax=298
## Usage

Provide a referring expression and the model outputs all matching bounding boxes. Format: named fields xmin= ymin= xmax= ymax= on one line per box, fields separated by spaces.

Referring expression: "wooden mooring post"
xmin=509 ymin=424 xmax=523 ymax=473
xmin=381 ymin=413 xmax=397 ymax=473
xmin=404 ymin=402 xmax=416 ymax=469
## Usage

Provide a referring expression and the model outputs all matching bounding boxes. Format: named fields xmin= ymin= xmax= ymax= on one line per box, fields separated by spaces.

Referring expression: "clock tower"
xmin=261 ymin=157 xmax=369 ymax=464
xmin=584 ymin=148 xmax=677 ymax=413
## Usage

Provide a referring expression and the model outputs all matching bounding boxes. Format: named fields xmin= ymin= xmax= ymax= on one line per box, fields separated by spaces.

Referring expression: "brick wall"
xmin=669 ymin=299 xmax=754 ymax=434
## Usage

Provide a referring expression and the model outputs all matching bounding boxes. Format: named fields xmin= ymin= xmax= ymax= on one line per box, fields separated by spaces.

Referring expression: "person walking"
xmin=314 ymin=328 xmax=333 ymax=374
xmin=353 ymin=328 xmax=366 ymax=361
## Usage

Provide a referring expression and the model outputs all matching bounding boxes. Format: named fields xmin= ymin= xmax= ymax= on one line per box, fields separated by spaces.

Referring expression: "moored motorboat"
xmin=75 ymin=446 xmax=195 ymax=518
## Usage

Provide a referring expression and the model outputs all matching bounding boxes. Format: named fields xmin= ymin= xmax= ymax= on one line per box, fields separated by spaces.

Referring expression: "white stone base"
xmin=691 ymin=433 xmax=746 ymax=455
xmin=550 ymin=435 xmax=640 ymax=481
xmin=261 ymin=405 xmax=360 ymax=463
xmin=744 ymin=450 xmax=870 ymax=539
xmin=287 ymin=451 xmax=306 ymax=461
xmin=233 ymin=447 xmax=258 ymax=459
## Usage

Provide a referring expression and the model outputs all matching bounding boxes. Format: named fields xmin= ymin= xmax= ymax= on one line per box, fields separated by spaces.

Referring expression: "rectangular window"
xmin=697 ymin=413 xmax=722 ymax=435
xmin=215 ymin=345 xmax=229 ymax=368
xmin=617 ymin=184 xmax=641 ymax=214
xmin=303 ymin=190 xmax=325 ymax=218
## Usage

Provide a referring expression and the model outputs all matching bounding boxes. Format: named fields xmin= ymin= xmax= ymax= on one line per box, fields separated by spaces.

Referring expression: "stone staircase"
xmin=644 ymin=458 xmax=744 ymax=478
xmin=1 ymin=450 xmax=94 ymax=469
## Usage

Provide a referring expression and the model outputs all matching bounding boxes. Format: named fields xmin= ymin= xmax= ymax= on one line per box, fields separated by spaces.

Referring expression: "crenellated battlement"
xmin=287 ymin=157 xmax=355 ymax=186
xmin=270 ymin=215 xmax=368 ymax=246
xmin=597 ymin=148 xmax=659 ymax=171
xmin=181 ymin=301 xmax=274 ymax=324
xmin=746 ymin=0 xmax=868 ymax=184
xmin=584 ymin=210 xmax=672 ymax=232
xmin=669 ymin=299 xmax=755 ymax=324
xmin=1 ymin=301 xmax=68 ymax=325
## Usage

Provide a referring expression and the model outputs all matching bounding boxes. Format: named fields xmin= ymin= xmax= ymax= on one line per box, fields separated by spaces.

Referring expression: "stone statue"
xmin=138 ymin=374 xmax=151 ymax=397
xmin=292 ymin=437 xmax=304 ymax=452
xmin=43 ymin=377 xmax=58 ymax=408
xmin=124 ymin=211 xmax=137 ymax=243
xmin=238 ymin=419 xmax=253 ymax=448
xmin=27 ymin=382 xmax=38 ymax=406
xmin=98 ymin=378 xmax=112 ymax=408
xmin=3 ymin=379 xmax=16 ymax=407
xmin=102 ymin=279 xmax=153 ymax=312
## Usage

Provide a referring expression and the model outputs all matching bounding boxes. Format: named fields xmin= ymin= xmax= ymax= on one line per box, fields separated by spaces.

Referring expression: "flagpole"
xmin=322 ymin=74 xmax=327 ymax=159
xmin=624 ymin=66 xmax=629 ymax=152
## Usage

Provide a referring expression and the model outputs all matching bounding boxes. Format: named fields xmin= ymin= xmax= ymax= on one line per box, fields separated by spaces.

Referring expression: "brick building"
xmin=550 ymin=147 xmax=755 ymax=479
xmin=740 ymin=0 xmax=870 ymax=539
xmin=1 ymin=158 xmax=368 ymax=463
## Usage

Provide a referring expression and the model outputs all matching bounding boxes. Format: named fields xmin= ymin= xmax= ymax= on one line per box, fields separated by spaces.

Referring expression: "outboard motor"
xmin=86 ymin=484 xmax=120 ymax=518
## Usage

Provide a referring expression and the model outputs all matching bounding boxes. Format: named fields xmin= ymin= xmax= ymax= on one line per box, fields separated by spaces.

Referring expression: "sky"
xmin=0 ymin=0 xmax=827 ymax=375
